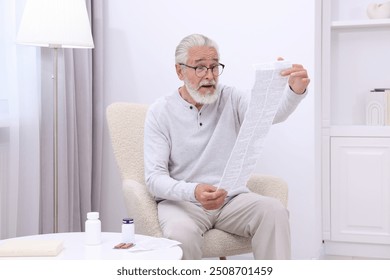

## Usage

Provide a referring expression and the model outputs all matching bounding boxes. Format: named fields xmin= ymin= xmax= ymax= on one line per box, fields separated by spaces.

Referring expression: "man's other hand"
xmin=194 ymin=184 xmax=227 ymax=210
xmin=278 ymin=57 xmax=310 ymax=95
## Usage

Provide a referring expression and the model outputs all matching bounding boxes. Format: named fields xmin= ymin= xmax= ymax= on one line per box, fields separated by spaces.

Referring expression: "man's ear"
xmin=175 ymin=64 xmax=184 ymax=81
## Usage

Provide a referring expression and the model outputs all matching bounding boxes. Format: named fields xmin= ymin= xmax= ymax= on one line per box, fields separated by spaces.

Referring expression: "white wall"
xmin=100 ymin=0 xmax=320 ymax=259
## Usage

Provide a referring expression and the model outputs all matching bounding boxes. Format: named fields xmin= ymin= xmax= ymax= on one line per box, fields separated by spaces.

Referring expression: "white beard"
xmin=184 ymin=79 xmax=219 ymax=105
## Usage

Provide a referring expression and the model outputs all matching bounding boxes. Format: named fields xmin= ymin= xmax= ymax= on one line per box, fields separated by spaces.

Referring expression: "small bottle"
xmin=85 ymin=212 xmax=101 ymax=245
xmin=121 ymin=218 xmax=135 ymax=243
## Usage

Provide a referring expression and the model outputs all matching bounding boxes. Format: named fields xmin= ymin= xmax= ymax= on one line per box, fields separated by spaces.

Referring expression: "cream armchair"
xmin=106 ymin=102 xmax=288 ymax=259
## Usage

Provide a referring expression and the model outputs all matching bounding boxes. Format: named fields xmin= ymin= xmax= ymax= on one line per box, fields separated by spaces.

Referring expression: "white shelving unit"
xmin=317 ymin=0 xmax=390 ymax=259
xmin=332 ymin=19 xmax=390 ymax=29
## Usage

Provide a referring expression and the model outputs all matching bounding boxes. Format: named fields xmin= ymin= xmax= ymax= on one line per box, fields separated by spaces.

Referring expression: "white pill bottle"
xmin=85 ymin=212 xmax=101 ymax=245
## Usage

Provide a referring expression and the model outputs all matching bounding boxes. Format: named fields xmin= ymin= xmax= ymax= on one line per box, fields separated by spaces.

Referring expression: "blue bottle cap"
xmin=122 ymin=218 xmax=134 ymax=224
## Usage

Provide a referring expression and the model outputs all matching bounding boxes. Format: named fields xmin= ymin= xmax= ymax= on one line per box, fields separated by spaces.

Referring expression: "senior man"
xmin=144 ymin=33 xmax=310 ymax=259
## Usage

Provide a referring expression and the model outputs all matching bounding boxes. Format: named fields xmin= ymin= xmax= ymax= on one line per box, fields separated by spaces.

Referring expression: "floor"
xmin=205 ymin=253 xmax=389 ymax=260
xmin=319 ymin=255 xmax=388 ymax=260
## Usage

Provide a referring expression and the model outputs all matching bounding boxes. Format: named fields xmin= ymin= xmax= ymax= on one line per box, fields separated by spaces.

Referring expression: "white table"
xmin=0 ymin=232 xmax=182 ymax=260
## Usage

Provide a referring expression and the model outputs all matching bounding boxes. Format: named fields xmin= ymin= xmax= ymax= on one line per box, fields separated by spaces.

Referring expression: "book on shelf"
xmin=366 ymin=89 xmax=390 ymax=126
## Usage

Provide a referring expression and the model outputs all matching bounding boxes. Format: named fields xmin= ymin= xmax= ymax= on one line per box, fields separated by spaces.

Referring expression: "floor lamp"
xmin=16 ymin=0 xmax=94 ymax=233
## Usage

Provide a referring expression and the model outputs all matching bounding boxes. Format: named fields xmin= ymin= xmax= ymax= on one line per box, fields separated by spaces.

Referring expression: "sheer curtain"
xmin=0 ymin=0 xmax=103 ymax=238
xmin=0 ymin=0 xmax=41 ymax=238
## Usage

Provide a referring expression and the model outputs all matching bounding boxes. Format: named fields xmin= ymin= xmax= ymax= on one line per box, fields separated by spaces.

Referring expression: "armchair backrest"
xmin=106 ymin=102 xmax=149 ymax=184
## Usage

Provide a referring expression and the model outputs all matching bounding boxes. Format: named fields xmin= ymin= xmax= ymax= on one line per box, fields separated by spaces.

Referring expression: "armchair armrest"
xmin=246 ymin=174 xmax=288 ymax=207
xmin=122 ymin=179 xmax=163 ymax=237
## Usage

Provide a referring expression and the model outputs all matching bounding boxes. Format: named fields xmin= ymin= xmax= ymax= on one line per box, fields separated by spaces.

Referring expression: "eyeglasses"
xmin=179 ymin=63 xmax=225 ymax=77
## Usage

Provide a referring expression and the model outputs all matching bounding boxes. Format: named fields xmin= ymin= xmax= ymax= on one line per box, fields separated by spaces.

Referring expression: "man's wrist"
xmin=289 ymin=85 xmax=306 ymax=95
xmin=193 ymin=183 xmax=201 ymax=202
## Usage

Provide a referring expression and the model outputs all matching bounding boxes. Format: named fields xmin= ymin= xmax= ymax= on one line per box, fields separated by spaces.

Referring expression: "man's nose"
xmin=204 ymin=67 xmax=214 ymax=79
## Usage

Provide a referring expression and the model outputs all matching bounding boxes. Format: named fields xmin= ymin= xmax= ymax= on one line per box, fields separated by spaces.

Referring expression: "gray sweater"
xmin=144 ymin=84 xmax=305 ymax=202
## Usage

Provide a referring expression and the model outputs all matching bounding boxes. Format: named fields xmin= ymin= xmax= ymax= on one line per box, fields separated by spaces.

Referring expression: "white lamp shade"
xmin=17 ymin=0 xmax=94 ymax=49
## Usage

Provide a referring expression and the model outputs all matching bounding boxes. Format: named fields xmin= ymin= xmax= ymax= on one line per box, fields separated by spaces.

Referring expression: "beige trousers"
xmin=158 ymin=192 xmax=291 ymax=260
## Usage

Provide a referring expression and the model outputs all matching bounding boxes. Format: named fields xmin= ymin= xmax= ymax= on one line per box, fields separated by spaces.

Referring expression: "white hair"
xmin=175 ymin=34 xmax=220 ymax=64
